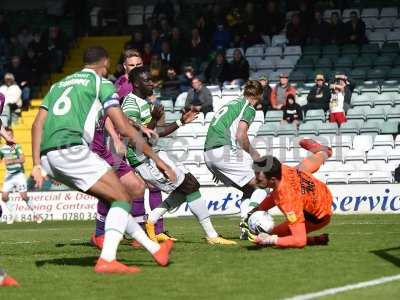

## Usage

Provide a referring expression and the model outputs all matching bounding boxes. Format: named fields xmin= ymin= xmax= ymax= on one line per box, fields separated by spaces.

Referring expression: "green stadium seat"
xmin=365 ymin=106 xmax=388 ymax=120
xmin=265 ymin=111 xmax=284 ymax=122
xmin=302 ymin=45 xmax=321 ymax=56
xmin=298 ymin=121 xmax=322 ymax=135
xmin=373 ymin=93 xmax=395 ymax=106
xmin=322 ymin=45 xmax=340 ymax=56
xmin=359 ymin=120 xmax=383 ymax=134
xmin=349 ymin=69 xmax=366 ymax=81
xmin=276 ymin=123 xmax=298 ymax=136
xmin=387 ymin=105 xmax=400 ymax=120
xmin=347 ymin=107 xmax=366 ymax=120
xmin=393 ymin=56 xmax=400 ymax=67
xmin=380 ymin=80 xmax=400 ymax=93
xmin=289 ymin=70 xmax=307 ymax=82
xmin=305 ymin=109 xmax=326 ymax=122
xmin=381 ymin=43 xmax=399 ymax=55
xmin=366 ymin=68 xmax=388 ymax=81
xmin=257 ymin=123 xmax=278 ymax=136
xmin=351 ymin=94 xmax=373 ymax=107
xmin=353 ymin=55 xmax=375 ymax=69
xmin=360 ymin=43 xmax=380 ymax=55
xmin=357 ymin=81 xmax=381 ymax=93
xmin=315 ymin=57 xmax=332 ymax=69
xmin=381 ymin=120 xmax=399 ymax=134
xmin=341 ymin=44 xmax=360 ymax=56
xmin=296 ymin=57 xmax=315 ymax=69
xmin=318 ymin=122 xmax=339 ymax=135
xmin=339 ymin=120 xmax=363 ymax=135
xmin=334 ymin=56 xmax=353 ymax=69
xmin=374 ymin=56 xmax=393 ymax=68
xmin=387 ymin=67 xmax=400 ymax=80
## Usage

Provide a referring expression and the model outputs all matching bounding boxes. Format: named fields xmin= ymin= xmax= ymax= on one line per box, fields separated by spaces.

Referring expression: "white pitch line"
xmin=284 ymin=274 xmax=400 ymax=300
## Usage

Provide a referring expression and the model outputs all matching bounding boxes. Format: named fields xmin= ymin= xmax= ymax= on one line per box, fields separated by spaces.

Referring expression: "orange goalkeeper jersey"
xmin=263 ymin=165 xmax=333 ymax=224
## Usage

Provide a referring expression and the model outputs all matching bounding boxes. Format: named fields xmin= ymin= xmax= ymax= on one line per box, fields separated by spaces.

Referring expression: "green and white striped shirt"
xmin=0 ymin=144 xmax=24 ymax=175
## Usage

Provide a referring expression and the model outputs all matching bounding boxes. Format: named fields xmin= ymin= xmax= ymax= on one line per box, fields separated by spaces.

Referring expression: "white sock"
xmin=148 ymin=207 xmax=168 ymax=224
xmin=187 ymin=192 xmax=218 ymax=238
xmin=126 ymin=215 xmax=160 ymax=254
xmin=240 ymin=198 xmax=250 ymax=219
xmin=241 ymin=189 xmax=268 ymax=219
xmin=100 ymin=203 xmax=130 ymax=262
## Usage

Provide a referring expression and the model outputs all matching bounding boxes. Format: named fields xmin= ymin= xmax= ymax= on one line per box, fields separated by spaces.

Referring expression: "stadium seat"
xmin=386 ymin=31 xmax=400 ymax=44
xmin=362 ymin=8 xmax=379 ymax=18
xmin=226 ymin=48 xmax=243 ymax=60
xmin=380 ymin=81 xmax=399 ymax=93
xmin=360 ymin=44 xmax=380 ymax=56
xmin=265 ymin=46 xmax=282 ymax=57
xmin=347 ymin=171 xmax=370 ymax=184
xmin=175 ymin=123 xmax=207 ymax=138
xmin=175 ymin=92 xmax=187 ymax=111
xmin=353 ymin=135 xmax=373 ymax=152
xmin=351 ymin=94 xmax=373 ymax=107
xmin=305 ymin=109 xmax=325 ymax=122
xmin=381 ymin=42 xmax=399 ymax=55
xmin=374 ymin=134 xmax=395 ymax=148
xmin=344 ymin=149 xmax=366 ymax=163
xmin=276 ymin=56 xmax=298 ymax=69
xmin=298 ymin=121 xmax=321 ymax=136
xmin=265 ymin=110 xmax=283 ymax=122
xmin=323 ymin=9 xmax=341 ymax=20
xmin=342 ymin=8 xmax=360 ymax=20
xmin=315 ymin=57 xmax=332 ymax=68
xmin=257 ymin=58 xmax=276 ymax=70
xmin=318 ymin=122 xmax=339 ymax=135
xmin=370 ymin=171 xmax=393 ymax=183
xmin=366 ymin=68 xmax=387 ymax=81
xmin=387 ymin=67 xmax=400 ymax=80
xmin=381 ymin=120 xmax=399 ymax=134
xmin=374 ymin=18 xmax=394 ymax=30
xmin=160 ymin=99 xmax=174 ymax=112
xmin=366 ymin=31 xmax=386 ymax=46
xmin=204 ymin=112 xmax=215 ymax=125
xmin=373 ymin=92 xmax=394 ymax=106
xmin=349 ymin=69 xmax=366 ymax=81
xmin=289 ymin=70 xmax=307 ymax=82
xmin=276 ymin=123 xmax=297 ymax=136
xmin=245 ymin=46 xmax=264 ymax=58
xmin=296 ymin=94 xmax=308 ymax=106
xmin=257 ymin=123 xmax=277 ymax=136
xmin=326 ymin=172 xmax=348 ymax=184
xmin=386 ymin=106 xmax=400 ymax=119
xmin=283 ymin=46 xmax=302 ymax=56
xmin=393 ymin=19 xmax=400 ymax=30
xmin=359 ymin=120 xmax=383 ymax=135
xmin=302 ymin=45 xmax=321 ymax=56
xmin=374 ymin=56 xmax=393 ymax=68
xmin=380 ymin=7 xmax=398 ymax=18
xmin=322 ymin=45 xmax=340 ymax=56
xmin=346 ymin=107 xmax=366 ymax=120
xmin=186 ymin=136 xmax=206 ymax=150
xmin=364 ymin=18 xmax=378 ymax=30
xmin=165 ymin=111 xmax=182 ymax=123
xmin=356 ymin=81 xmax=381 ymax=94
xmin=353 ymin=55 xmax=375 ymax=69
xmin=341 ymin=44 xmax=359 ymax=56
xmin=271 ymin=35 xmax=287 ymax=47
xmin=339 ymin=120 xmax=363 ymax=134
xmin=367 ymin=147 xmax=389 ymax=162
xmin=365 ymin=106 xmax=388 ymax=120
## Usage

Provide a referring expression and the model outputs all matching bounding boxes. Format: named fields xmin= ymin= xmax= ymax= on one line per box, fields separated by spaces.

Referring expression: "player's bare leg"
xmin=1 ymin=191 xmax=14 ymax=224
xmin=297 ymin=138 xmax=333 ymax=174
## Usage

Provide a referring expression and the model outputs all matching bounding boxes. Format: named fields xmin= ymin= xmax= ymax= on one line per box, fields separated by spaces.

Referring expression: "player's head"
xmin=128 ymin=66 xmax=153 ymax=98
xmin=122 ymin=49 xmax=143 ymax=74
xmin=243 ymin=80 xmax=263 ymax=106
xmin=253 ymin=155 xmax=282 ymax=188
xmin=4 ymin=127 xmax=13 ymax=139
xmin=83 ymin=46 xmax=110 ymax=77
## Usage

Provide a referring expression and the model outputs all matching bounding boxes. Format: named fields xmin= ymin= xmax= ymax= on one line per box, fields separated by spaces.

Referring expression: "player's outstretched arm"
xmin=236 ymin=121 xmax=260 ymax=161
xmin=275 ymin=222 xmax=307 ymax=248
xmin=106 ymin=106 xmax=177 ymax=182
xmin=155 ymin=110 xmax=198 ymax=137
xmin=31 ymin=108 xmax=48 ymax=188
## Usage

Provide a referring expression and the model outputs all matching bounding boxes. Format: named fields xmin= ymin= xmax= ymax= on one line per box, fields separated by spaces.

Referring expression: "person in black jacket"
xmin=303 ymin=74 xmax=331 ymax=115
xmin=282 ymin=94 xmax=302 ymax=126
xmin=344 ymin=11 xmax=367 ymax=44
xmin=204 ymin=51 xmax=231 ymax=86
xmin=229 ymin=48 xmax=249 ymax=86
xmin=257 ymin=74 xmax=272 ymax=114
xmin=161 ymin=66 xmax=181 ymax=104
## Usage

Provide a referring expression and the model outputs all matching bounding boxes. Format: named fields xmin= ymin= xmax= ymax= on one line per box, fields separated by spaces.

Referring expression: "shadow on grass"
xmin=244 ymin=245 xmax=264 ymax=251
xmin=55 ymin=242 xmax=92 ymax=248
xmin=371 ymin=246 xmax=400 ymax=268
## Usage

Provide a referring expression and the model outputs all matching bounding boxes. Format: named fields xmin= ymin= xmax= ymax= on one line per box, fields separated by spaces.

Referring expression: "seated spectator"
xmin=344 ymin=11 xmax=367 ymax=44
xmin=185 ymin=76 xmax=213 ymax=115
xmin=329 ymin=82 xmax=347 ymax=126
xmin=282 ymin=94 xmax=302 ymax=126
xmin=230 ymin=32 xmax=244 ymax=48
xmin=178 ymin=65 xmax=195 ymax=93
xmin=43 ymin=25 xmax=67 ymax=73
xmin=270 ymin=73 xmax=297 ymax=110
xmin=204 ymin=51 xmax=231 ymax=86
xmin=196 ymin=14 xmax=214 ymax=40
xmin=125 ymin=32 xmax=144 ymax=54
xmin=170 ymin=27 xmax=187 ymax=62
xmin=7 ymin=36 xmax=25 ymax=58
xmin=309 ymin=11 xmax=331 ymax=45
xmin=286 ymin=13 xmax=307 ymax=46
xmin=24 ymin=48 xmax=46 ymax=86
xmin=329 ymin=12 xmax=345 ymax=45
xmin=212 ymin=23 xmax=231 ymax=51
xmin=6 ymin=56 xmax=32 ymax=107
xmin=149 ymin=54 xmax=163 ymax=96
xmin=229 ymin=48 xmax=249 ymax=86
xmin=161 ymin=66 xmax=181 ymax=103
xmin=0 ymin=73 xmax=22 ymax=125
xmin=303 ymin=74 xmax=331 ymax=115
xmin=226 ymin=7 xmax=243 ymax=33
xmin=17 ymin=26 xmax=33 ymax=50
xmin=258 ymin=74 xmax=272 ymax=114
xmin=142 ymin=43 xmax=152 ymax=66
xmin=149 ymin=29 xmax=162 ymax=54
xmin=260 ymin=1 xmax=284 ymax=37
xmin=243 ymin=23 xmax=263 ymax=48
xmin=160 ymin=40 xmax=178 ymax=70
xmin=159 ymin=18 xmax=171 ymax=40
xmin=188 ymin=27 xmax=208 ymax=70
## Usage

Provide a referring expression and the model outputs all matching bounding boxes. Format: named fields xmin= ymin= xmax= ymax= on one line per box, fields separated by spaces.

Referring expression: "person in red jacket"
xmin=246 ymin=138 xmax=332 ymax=248
xmin=270 ymin=73 xmax=296 ymax=110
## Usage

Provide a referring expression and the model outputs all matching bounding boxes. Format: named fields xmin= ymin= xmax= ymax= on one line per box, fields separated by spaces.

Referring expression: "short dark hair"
xmin=243 ymin=80 xmax=263 ymax=98
xmin=253 ymin=155 xmax=282 ymax=180
xmin=128 ymin=66 xmax=147 ymax=85
xmin=83 ymin=46 xmax=109 ymax=65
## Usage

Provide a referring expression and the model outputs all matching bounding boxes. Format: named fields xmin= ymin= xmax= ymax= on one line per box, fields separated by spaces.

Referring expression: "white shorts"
xmin=135 ymin=151 xmax=187 ymax=194
xmin=41 ymin=145 xmax=111 ymax=192
xmin=204 ymin=146 xmax=255 ymax=188
xmin=2 ymin=172 xmax=28 ymax=193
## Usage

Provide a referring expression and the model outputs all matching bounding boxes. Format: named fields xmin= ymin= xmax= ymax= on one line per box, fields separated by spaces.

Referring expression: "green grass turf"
xmin=1 ymin=215 xmax=400 ymax=300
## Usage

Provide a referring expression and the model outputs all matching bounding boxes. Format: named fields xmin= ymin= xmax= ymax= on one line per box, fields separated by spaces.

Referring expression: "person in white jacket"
xmin=0 ymin=73 xmax=22 ymax=126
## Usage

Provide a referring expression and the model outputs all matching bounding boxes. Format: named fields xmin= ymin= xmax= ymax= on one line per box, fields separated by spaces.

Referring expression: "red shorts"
xmin=329 ymin=112 xmax=347 ymax=125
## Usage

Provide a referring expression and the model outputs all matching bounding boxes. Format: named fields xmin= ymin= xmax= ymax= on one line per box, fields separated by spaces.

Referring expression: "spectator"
xmin=17 ymin=26 xmax=33 ymax=50
xmin=334 ymin=74 xmax=354 ymax=111
xmin=258 ymin=74 xmax=272 ymax=114
xmin=7 ymin=37 xmax=25 ymax=58
xmin=149 ymin=28 xmax=162 ymax=54
xmin=114 ymin=49 xmax=143 ymax=99
xmin=212 ymin=23 xmax=231 ymax=51
xmin=125 ymin=32 xmax=144 ymax=54
xmin=159 ymin=18 xmax=171 ymax=40
xmin=149 ymin=54 xmax=163 ymax=96
xmin=188 ymin=27 xmax=208 ymax=70
xmin=229 ymin=48 xmax=249 ymax=86
xmin=160 ymin=40 xmax=178 ymax=70
xmin=261 ymin=1 xmax=284 ymax=37
xmin=230 ymin=32 xmax=244 ymax=48
xmin=179 ymin=65 xmax=195 ymax=93
xmin=196 ymin=14 xmax=214 ymax=40
xmin=328 ymin=12 xmax=345 ymax=45
xmin=282 ymin=94 xmax=302 ymax=126
xmin=243 ymin=23 xmax=263 ymax=48
xmin=24 ymin=48 xmax=45 ymax=86
xmin=329 ymin=82 xmax=347 ymax=126
xmin=6 ymin=56 xmax=31 ymax=107
xmin=243 ymin=1 xmax=259 ymax=26
xmin=28 ymin=32 xmax=47 ymax=58
xmin=204 ymin=51 xmax=231 ymax=86
xmin=43 ymin=26 xmax=67 ymax=73
xmin=298 ymin=0 xmax=314 ymax=31
xmin=185 ymin=77 xmax=213 ymax=115
xmin=270 ymin=73 xmax=297 ymax=110
xmin=161 ymin=66 xmax=181 ymax=103
xmin=226 ymin=7 xmax=243 ymax=33
xmin=153 ymin=0 xmax=175 ymax=23
xmin=286 ymin=13 xmax=307 ymax=46
xmin=142 ymin=43 xmax=153 ymax=66
xmin=0 ymin=73 xmax=22 ymax=125
xmin=170 ymin=27 xmax=187 ymax=63
xmin=309 ymin=11 xmax=331 ymax=45
xmin=303 ymin=74 xmax=331 ymax=115
xmin=344 ymin=11 xmax=367 ymax=44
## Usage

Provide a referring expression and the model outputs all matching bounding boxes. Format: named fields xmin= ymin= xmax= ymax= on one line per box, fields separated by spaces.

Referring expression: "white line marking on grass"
xmin=284 ymin=274 xmax=400 ymax=300
xmin=0 ymin=241 xmax=38 ymax=245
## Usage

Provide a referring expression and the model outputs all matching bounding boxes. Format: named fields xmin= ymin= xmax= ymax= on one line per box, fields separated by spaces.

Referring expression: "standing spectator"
xmin=149 ymin=28 xmax=162 ymax=54
xmin=160 ymin=40 xmax=178 ymax=70
xmin=303 ymin=74 xmax=331 ymax=114
xmin=6 ymin=56 xmax=31 ymax=108
xmin=43 ymin=26 xmax=67 ymax=73
xmin=328 ymin=12 xmax=345 ymax=45
xmin=17 ymin=26 xmax=33 ymax=50
xmin=329 ymin=82 xmax=347 ymax=126
xmin=179 ymin=65 xmax=195 ymax=93
xmin=258 ymin=74 xmax=272 ymax=114
xmin=142 ymin=43 xmax=153 ymax=66
xmin=229 ymin=49 xmax=249 ymax=86
xmin=188 ymin=27 xmax=208 ymax=70
xmin=282 ymin=94 xmax=302 ymax=126
xmin=334 ymin=74 xmax=354 ymax=111
xmin=270 ymin=73 xmax=297 ymax=110
xmin=170 ymin=27 xmax=187 ymax=63
xmin=298 ymin=0 xmax=314 ymax=31
xmin=0 ymin=73 xmax=22 ymax=125
xmin=125 ymin=32 xmax=144 ymax=54
xmin=309 ymin=11 xmax=331 ymax=45
xmin=243 ymin=23 xmax=263 ymax=48
xmin=204 ymin=51 xmax=231 ymax=86
xmin=185 ymin=77 xmax=213 ymax=115
xmin=161 ymin=66 xmax=181 ymax=103
xmin=7 ymin=37 xmax=25 ymax=58
xmin=344 ymin=11 xmax=367 ymax=44
xmin=286 ymin=13 xmax=307 ymax=46
xmin=261 ymin=1 xmax=284 ymax=38
xmin=212 ymin=23 xmax=231 ymax=51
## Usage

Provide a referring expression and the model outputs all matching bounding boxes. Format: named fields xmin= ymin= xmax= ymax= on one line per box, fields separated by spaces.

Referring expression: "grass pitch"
xmin=1 ymin=215 xmax=400 ymax=300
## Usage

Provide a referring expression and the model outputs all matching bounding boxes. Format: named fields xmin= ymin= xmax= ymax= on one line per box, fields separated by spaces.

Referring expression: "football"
xmin=248 ymin=211 xmax=274 ymax=234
